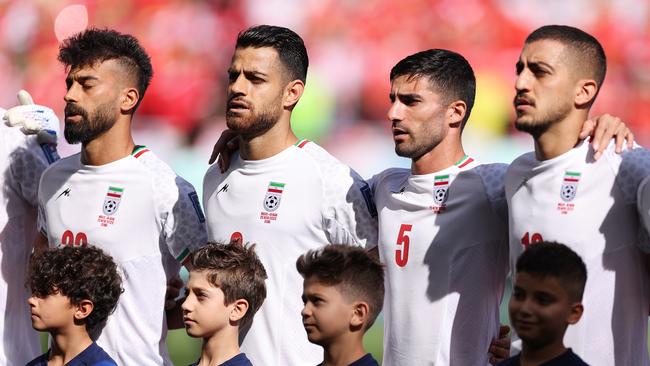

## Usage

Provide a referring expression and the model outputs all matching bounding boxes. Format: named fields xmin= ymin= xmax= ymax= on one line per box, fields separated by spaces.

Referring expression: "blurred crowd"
xmin=1 ymin=0 xmax=649 ymax=184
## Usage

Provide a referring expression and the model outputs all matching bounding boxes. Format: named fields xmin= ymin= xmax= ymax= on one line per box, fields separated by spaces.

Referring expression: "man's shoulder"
xmin=41 ymin=152 xmax=80 ymax=179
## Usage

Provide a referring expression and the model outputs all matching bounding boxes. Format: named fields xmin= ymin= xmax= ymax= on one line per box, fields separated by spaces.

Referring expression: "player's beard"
xmin=226 ymin=97 xmax=282 ymax=139
xmin=64 ymin=102 xmax=119 ymax=144
xmin=514 ymin=99 xmax=572 ymax=138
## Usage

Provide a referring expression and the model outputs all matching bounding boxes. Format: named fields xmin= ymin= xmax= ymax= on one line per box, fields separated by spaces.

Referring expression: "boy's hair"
xmin=189 ymin=242 xmax=267 ymax=328
xmin=58 ymin=28 xmax=153 ymax=110
xmin=296 ymin=244 xmax=385 ymax=329
xmin=28 ymin=246 xmax=123 ymax=332
xmin=525 ymin=25 xmax=606 ymax=105
xmin=516 ymin=242 xmax=587 ymax=302
xmin=235 ymin=25 xmax=308 ymax=83
xmin=390 ymin=48 xmax=476 ymax=129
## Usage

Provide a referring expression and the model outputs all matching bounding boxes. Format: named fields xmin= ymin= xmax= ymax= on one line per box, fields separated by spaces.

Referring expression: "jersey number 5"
xmin=395 ymin=224 xmax=412 ymax=267
xmin=61 ymin=230 xmax=88 ymax=247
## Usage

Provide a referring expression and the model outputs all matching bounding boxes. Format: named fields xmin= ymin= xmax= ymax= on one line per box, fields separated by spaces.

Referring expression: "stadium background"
xmin=1 ymin=0 xmax=648 ymax=364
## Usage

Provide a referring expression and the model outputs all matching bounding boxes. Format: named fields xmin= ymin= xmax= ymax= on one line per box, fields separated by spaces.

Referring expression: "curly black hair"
xmin=58 ymin=28 xmax=153 ymax=110
xmin=28 ymin=246 xmax=123 ymax=332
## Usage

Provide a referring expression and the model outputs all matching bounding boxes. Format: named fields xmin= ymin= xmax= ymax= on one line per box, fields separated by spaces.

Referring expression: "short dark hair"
xmin=526 ymin=25 xmax=606 ymax=102
xmin=516 ymin=242 xmax=587 ymax=302
xmin=58 ymin=28 xmax=153 ymax=110
xmin=390 ymin=49 xmax=476 ymax=129
xmin=296 ymin=244 xmax=384 ymax=329
xmin=235 ymin=25 xmax=308 ymax=83
xmin=28 ymin=246 xmax=123 ymax=332
xmin=189 ymin=242 xmax=267 ymax=328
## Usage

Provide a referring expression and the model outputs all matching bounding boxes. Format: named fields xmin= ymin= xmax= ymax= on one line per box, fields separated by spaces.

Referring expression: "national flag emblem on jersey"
xmin=560 ymin=171 xmax=581 ymax=202
xmin=263 ymin=182 xmax=285 ymax=212
xmin=103 ymin=186 xmax=124 ymax=216
xmin=433 ymin=174 xmax=450 ymax=206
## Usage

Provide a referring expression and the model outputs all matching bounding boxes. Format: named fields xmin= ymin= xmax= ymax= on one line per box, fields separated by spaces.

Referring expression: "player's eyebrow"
xmin=390 ymin=92 xmax=422 ymax=102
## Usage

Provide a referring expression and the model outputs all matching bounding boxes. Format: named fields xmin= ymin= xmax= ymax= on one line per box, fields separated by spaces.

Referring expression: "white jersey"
xmin=369 ymin=156 xmax=509 ymax=366
xmin=0 ymin=124 xmax=57 ymax=365
xmin=506 ymin=140 xmax=650 ymax=366
xmin=37 ymin=146 xmax=207 ymax=366
xmin=203 ymin=140 xmax=378 ymax=366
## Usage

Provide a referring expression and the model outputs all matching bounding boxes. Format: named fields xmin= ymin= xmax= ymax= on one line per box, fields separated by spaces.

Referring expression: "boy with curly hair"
xmin=26 ymin=245 xmax=123 ymax=366
xmin=296 ymin=244 xmax=384 ymax=366
xmin=182 ymin=242 xmax=267 ymax=366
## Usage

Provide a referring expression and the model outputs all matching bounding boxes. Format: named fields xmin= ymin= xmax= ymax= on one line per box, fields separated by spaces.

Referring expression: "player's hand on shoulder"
xmin=489 ymin=324 xmax=511 ymax=365
xmin=208 ymin=129 xmax=239 ymax=173
xmin=580 ymin=114 xmax=634 ymax=160
xmin=3 ymin=90 xmax=59 ymax=144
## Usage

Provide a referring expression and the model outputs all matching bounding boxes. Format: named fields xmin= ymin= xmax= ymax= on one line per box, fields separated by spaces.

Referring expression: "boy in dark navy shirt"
xmin=498 ymin=242 xmax=589 ymax=366
xmin=297 ymin=244 xmax=384 ymax=366
xmin=25 ymin=246 xmax=122 ymax=366
xmin=183 ymin=243 xmax=267 ymax=366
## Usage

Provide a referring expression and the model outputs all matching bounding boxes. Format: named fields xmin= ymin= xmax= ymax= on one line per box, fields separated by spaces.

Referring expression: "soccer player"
xmin=297 ymin=244 xmax=384 ymax=366
xmin=499 ymin=242 xmax=588 ymax=366
xmin=202 ymin=25 xmax=378 ymax=365
xmin=26 ymin=245 xmax=122 ymax=366
xmin=0 ymin=91 xmax=59 ymax=365
xmin=36 ymin=28 xmax=207 ymax=365
xmin=182 ymin=242 xmax=267 ymax=366
xmin=368 ymin=49 xmax=510 ymax=365
xmin=506 ymin=25 xmax=650 ymax=366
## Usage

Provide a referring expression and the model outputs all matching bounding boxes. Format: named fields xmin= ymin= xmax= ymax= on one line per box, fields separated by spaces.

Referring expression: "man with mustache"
xmin=35 ymin=28 xmax=207 ymax=365
xmin=506 ymin=25 xmax=650 ymax=365
xmin=202 ymin=25 xmax=378 ymax=366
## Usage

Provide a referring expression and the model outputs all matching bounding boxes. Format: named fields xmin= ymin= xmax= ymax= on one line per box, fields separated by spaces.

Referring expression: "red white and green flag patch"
xmin=560 ymin=171 xmax=581 ymax=202
xmin=263 ymin=181 xmax=285 ymax=212
xmin=103 ymin=186 xmax=123 ymax=216
xmin=433 ymin=174 xmax=450 ymax=206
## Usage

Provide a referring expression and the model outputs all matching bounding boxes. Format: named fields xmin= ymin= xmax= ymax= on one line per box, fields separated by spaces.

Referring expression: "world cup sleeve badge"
xmin=557 ymin=171 xmax=580 ymax=214
xmin=431 ymin=174 xmax=449 ymax=213
xmin=260 ymin=181 xmax=285 ymax=223
xmin=98 ymin=186 xmax=123 ymax=227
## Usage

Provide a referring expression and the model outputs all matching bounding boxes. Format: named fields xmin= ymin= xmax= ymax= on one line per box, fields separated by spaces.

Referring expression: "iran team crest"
xmin=103 ymin=186 xmax=124 ymax=216
xmin=263 ymin=182 xmax=285 ymax=212
xmin=433 ymin=174 xmax=449 ymax=207
xmin=560 ymin=171 xmax=581 ymax=202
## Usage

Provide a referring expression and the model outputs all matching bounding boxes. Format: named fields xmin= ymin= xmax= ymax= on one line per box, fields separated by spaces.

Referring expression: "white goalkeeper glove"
xmin=3 ymin=90 xmax=60 ymax=144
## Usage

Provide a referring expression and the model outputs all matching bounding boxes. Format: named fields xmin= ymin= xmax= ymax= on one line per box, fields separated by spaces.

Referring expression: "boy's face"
xmin=509 ymin=272 xmax=583 ymax=347
xmin=301 ymin=276 xmax=356 ymax=345
xmin=28 ymin=292 xmax=77 ymax=331
xmin=182 ymin=270 xmax=233 ymax=338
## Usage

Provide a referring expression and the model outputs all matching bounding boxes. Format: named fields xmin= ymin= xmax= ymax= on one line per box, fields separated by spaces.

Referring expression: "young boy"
xmin=182 ymin=242 xmax=267 ymax=366
xmin=26 ymin=246 xmax=123 ymax=366
xmin=296 ymin=244 xmax=384 ymax=366
xmin=499 ymin=242 xmax=589 ymax=366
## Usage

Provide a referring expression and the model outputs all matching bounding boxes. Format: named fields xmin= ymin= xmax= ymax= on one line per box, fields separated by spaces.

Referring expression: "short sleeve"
xmin=321 ymin=165 xmax=378 ymax=249
xmin=474 ymin=163 xmax=508 ymax=224
xmin=616 ymin=148 xmax=650 ymax=252
xmin=8 ymin=137 xmax=53 ymax=207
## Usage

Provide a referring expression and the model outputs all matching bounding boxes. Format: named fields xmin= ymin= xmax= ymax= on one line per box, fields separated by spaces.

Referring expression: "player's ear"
xmin=350 ymin=301 xmax=369 ymax=329
xmin=447 ymin=100 xmax=466 ymax=129
xmin=574 ymin=79 xmax=597 ymax=108
xmin=229 ymin=299 xmax=249 ymax=323
xmin=283 ymin=79 xmax=304 ymax=111
xmin=74 ymin=299 xmax=94 ymax=321
xmin=120 ymin=87 xmax=140 ymax=114
xmin=567 ymin=302 xmax=584 ymax=325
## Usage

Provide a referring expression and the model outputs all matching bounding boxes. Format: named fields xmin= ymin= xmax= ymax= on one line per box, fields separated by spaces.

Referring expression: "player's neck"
xmin=80 ymin=119 xmax=135 ymax=166
xmin=321 ymin=333 xmax=366 ymax=366
xmin=238 ymin=116 xmax=298 ymax=161
xmin=411 ymin=136 xmax=465 ymax=175
xmin=520 ymin=339 xmax=567 ymax=366
xmin=533 ymin=113 xmax=585 ymax=161
xmin=198 ymin=327 xmax=240 ymax=366
xmin=49 ymin=326 xmax=93 ymax=365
